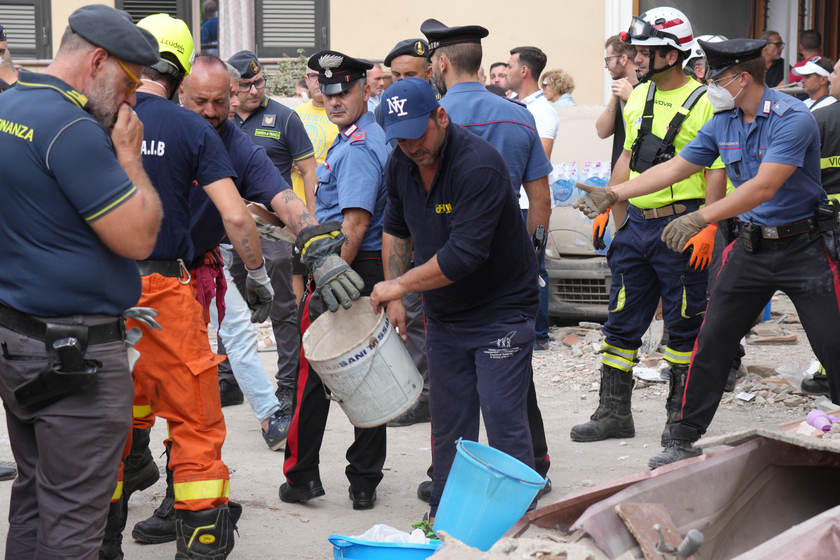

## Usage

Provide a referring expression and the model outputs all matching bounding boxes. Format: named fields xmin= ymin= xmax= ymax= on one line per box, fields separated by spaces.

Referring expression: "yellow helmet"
xmin=137 ymin=13 xmax=195 ymax=77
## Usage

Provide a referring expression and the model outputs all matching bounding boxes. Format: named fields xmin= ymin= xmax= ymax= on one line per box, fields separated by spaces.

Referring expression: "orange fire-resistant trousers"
xmin=124 ymin=273 xmax=228 ymax=511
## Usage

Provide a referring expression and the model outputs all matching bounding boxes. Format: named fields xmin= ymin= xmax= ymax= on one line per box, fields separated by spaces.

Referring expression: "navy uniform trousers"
xmin=283 ymin=252 xmax=386 ymax=492
xmin=672 ymin=229 xmax=840 ymax=441
xmin=601 ymin=201 xmax=708 ymax=371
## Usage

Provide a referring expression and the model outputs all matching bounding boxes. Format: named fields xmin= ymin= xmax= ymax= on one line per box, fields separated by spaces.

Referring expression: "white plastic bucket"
xmin=302 ymin=297 xmax=423 ymax=428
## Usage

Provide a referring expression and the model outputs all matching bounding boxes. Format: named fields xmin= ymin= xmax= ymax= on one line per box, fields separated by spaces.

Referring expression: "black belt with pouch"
xmin=0 ymin=303 xmax=124 ymax=411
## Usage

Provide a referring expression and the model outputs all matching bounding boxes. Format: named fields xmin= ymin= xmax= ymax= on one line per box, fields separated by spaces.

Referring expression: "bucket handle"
xmin=328 ymin=536 xmax=353 ymax=548
xmin=321 ymin=333 xmax=382 ymax=404
xmin=458 ymin=439 xmax=546 ymax=487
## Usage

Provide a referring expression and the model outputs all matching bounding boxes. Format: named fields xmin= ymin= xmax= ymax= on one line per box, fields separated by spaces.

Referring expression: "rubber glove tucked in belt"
xmin=246 ymin=259 xmax=275 ymax=323
xmin=122 ymin=307 xmax=162 ymax=331
xmin=662 ymin=211 xmax=708 ymax=252
xmin=572 ymin=182 xmax=618 ymax=218
xmin=592 ymin=207 xmax=612 ymax=250
xmin=296 ymin=221 xmax=365 ymax=313
xmin=682 ymin=224 xmax=717 ymax=271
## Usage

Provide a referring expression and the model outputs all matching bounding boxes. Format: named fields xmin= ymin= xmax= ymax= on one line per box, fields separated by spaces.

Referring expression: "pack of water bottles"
xmin=550 ymin=161 xmax=611 ymax=207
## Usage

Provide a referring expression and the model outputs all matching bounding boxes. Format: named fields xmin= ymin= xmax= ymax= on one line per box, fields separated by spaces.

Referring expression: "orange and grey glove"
xmin=592 ymin=207 xmax=612 ymax=250
xmin=682 ymin=224 xmax=717 ymax=271
xmin=662 ymin=211 xmax=708 ymax=252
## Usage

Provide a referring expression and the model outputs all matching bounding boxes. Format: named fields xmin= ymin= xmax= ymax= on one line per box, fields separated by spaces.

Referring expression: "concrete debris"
xmin=429 ymin=530 xmax=603 ymax=560
xmin=750 ymin=322 xmax=784 ymax=337
xmin=563 ymin=335 xmax=584 ymax=347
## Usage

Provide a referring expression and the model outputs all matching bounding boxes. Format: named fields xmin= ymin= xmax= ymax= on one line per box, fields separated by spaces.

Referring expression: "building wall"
xmin=330 ymin=0 xmax=608 ymax=105
xmin=51 ymin=0 xmax=114 ymax=58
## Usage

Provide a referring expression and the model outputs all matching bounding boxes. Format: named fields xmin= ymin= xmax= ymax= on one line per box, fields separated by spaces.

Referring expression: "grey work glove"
xmin=246 ymin=259 xmax=275 ymax=323
xmin=661 ymin=211 xmax=708 ymax=252
xmin=122 ymin=307 xmax=162 ymax=331
xmin=296 ymin=221 xmax=365 ymax=313
xmin=572 ymin=182 xmax=619 ymax=218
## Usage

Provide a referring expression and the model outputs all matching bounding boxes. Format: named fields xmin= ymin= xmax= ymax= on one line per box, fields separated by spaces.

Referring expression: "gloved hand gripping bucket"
xmin=434 ymin=439 xmax=547 ymax=551
xmin=302 ymin=297 xmax=422 ymax=428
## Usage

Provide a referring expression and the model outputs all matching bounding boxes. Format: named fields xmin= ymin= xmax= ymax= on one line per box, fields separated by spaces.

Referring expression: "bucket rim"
xmin=327 ymin=534 xmax=443 ymax=551
xmin=456 ymin=439 xmax=546 ymax=487
xmin=305 ymin=297 xmax=385 ymax=363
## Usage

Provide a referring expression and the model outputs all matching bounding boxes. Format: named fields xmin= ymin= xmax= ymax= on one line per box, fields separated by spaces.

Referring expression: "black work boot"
xmin=123 ymin=428 xmax=160 ymax=501
xmin=649 ymin=439 xmax=701 ymax=468
xmin=175 ymin=505 xmax=236 ymax=559
xmin=801 ymin=372 xmax=831 ymax=396
xmin=661 ymin=364 xmax=688 ymax=447
xmin=570 ymin=364 xmax=635 ymax=442
xmin=99 ymin=494 xmax=127 ymax=560
xmin=132 ymin=442 xmax=175 ymax=544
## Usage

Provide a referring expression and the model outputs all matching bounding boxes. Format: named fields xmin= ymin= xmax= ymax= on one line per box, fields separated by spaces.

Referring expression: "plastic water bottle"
xmin=568 ymin=161 xmax=580 ymax=183
xmin=551 ymin=169 xmax=575 ymax=206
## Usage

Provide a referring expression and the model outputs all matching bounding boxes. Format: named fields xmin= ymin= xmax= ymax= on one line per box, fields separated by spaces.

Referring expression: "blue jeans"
xmin=521 ymin=209 xmax=549 ymax=344
xmin=210 ymin=246 xmax=281 ymax=423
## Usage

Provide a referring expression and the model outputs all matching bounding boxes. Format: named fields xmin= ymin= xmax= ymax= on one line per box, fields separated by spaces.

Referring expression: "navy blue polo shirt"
xmin=681 ymin=87 xmax=826 ymax=226
xmin=135 ymin=93 xmax=236 ymax=263
xmin=439 ymin=81 xmax=553 ymax=190
xmin=234 ymin=97 xmax=314 ymax=185
xmin=189 ymin=120 xmax=290 ymax=266
xmin=384 ymin=121 xmax=538 ymax=324
xmin=0 ymin=71 xmax=141 ymax=316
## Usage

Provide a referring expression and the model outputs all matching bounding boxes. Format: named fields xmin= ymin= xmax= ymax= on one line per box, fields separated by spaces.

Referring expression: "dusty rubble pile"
xmin=430 ymin=530 xmax=607 ymax=560
xmin=531 ymin=295 xmax=823 ymax=419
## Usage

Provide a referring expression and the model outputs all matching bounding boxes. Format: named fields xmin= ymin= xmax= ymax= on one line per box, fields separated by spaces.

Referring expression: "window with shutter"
xmin=256 ymin=0 xmax=328 ymax=58
xmin=0 ymin=0 xmax=50 ymax=60
xmin=114 ymin=0 xmax=192 ymax=26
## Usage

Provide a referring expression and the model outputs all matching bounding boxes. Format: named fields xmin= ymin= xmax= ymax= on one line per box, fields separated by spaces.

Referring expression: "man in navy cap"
xmin=420 ymin=17 xmax=554 ymax=500
xmin=227 ymin=49 xmax=318 ymax=417
xmin=0 ymin=5 xmax=163 ymax=557
xmin=573 ymin=38 xmax=840 ymax=467
xmin=280 ymin=50 xmax=388 ymax=511
xmin=371 ymin=77 xmax=540 ymax=520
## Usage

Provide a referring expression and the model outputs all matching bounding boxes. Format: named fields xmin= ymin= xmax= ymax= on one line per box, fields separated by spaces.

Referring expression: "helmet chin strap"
xmin=637 ymin=46 xmax=681 ymax=83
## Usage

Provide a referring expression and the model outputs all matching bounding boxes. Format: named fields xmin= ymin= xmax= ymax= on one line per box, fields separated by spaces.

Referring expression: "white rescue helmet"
xmin=622 ymin=7 xmax=695 ymax=52
xmin=684 ymin=34 xmax=728 ymax=70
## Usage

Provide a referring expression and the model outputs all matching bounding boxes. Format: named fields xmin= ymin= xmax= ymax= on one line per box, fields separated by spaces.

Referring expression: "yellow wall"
xmin=330 ymin=0 xmax=606 ymax=105
xmin=50 ymin=0 xmax=115 ymax=59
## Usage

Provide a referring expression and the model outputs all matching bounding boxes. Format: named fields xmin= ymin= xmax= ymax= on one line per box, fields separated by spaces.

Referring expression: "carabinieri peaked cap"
xmin=308 ymin=50 xmax=374 ymax=95
xmin=700 ymin=38 xmax=767 ymax=80
xmin=420 ymin=19 xmax=489 ymax=57
xmin=384 ymin=38 xmax=430 ymax=67
xmin=68 ymin=4 xmax=160 ymax=67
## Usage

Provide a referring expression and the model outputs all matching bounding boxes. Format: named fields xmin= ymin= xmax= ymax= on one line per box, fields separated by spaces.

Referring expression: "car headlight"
xmin=544 ymin=230 xmax=559 ymax=259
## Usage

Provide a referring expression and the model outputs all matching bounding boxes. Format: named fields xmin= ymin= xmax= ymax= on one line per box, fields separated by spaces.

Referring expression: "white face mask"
xmin=706 ymin=74 xmax=744 ymax=111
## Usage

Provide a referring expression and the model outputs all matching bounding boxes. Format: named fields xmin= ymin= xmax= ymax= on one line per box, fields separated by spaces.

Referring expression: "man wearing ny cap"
xmin=227 ymin=50 xmax=318 ymax=416
xmin=792 ymin=55 xmax=836 ymax=112
xmin=280 ymin=50 xmax=388 ymax=511
xmin=574 ymin=38 xmax=840 ymax=468
xmin=420 ymin=17 xmax=554 ymax=498
xmin=0 ymin=5 xmax=163 ymax=558
xmin=370 ymin=77 xmax=540 ymax=519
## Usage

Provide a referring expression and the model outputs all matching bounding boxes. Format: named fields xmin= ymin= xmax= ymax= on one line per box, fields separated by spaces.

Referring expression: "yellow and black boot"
xmin=570 ymin=364 xmax=635 ymax=442
xmin=175 ymin=504 xmax=236 ymax=559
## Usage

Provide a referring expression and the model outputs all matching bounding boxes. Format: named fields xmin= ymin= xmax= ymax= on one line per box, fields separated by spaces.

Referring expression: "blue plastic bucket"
xmin=328 ymin=535 xmax=442 ymax=559
xmin=434 ymin=439 xmax=546 ymax=551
